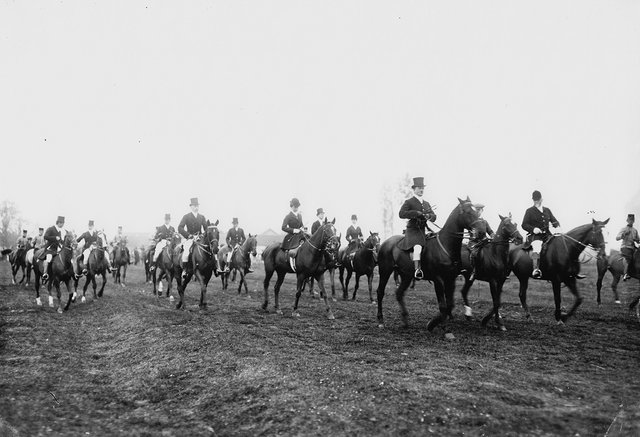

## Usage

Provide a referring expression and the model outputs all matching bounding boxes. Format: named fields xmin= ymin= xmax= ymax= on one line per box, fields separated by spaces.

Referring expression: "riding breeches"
xmin=153 ymin=240 xmax=168 ymax=262
xmin=82 ymin=245 xmax=96 ymax=263
xmin=530 ymin=240 xmax=542 ymax=256
xmin=412 ymin=245 xmax=421 ymax=261
xmin=226 ymin=245 xmax=238 ymax=263
xmin=45 ymin=253 xmax=53 ymax=262
xmin=181 ymin=239 xmax=194 ymax=263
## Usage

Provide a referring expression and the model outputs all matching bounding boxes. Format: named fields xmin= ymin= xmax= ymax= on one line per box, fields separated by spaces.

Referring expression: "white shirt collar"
xmin=414 ymin=194 xmax=423 ymax=202
xmin=192 ymin=212 xmax=199 ymax=218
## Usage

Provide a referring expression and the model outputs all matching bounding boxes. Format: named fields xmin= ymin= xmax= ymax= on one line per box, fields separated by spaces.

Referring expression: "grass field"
xmin=1 ymin=259 xmax=639 ymax=436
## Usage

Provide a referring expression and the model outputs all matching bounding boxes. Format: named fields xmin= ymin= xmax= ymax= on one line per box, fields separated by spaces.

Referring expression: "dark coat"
xmin=470 ymin=218 xmax=494 ymax=243
xmin=178 ymin=213 xmax=208 ymax=239
xmin=43 ymin=225 xmax=63 ymax=255
xmin=154 ymin=224 xmax=176 ymax=241
xmin=226 ymin=227 xmax=246 ymax=247
xmin=311 ymin=219 xmax=323 ymax=235
xmin=397 ymin=196 xmax=436 ymax=250
xmin=77 ymin=230 xmax=98 ymax=246
xmin=346 ymin=225 xmax=363 ymax=242
xmin=282 ymin=211 xmax=304 ymax=250
xmin=522 ymin=206 xmax=559 ymax=241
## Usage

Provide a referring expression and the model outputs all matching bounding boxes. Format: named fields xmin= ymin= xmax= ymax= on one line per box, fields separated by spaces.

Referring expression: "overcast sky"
xmin=1 ymin=1 xmax=639 ymax=249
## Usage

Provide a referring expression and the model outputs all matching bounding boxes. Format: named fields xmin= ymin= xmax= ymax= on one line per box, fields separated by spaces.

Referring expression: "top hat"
xmin=290 ymin=198 xmax=300 ymax=208
xmin=165 ymin=213 xmax=171 ymax=220
xmin=411 ymin=177 xmax=425 ymax=188
xmin=532 ymin=190 xmax=542 ymax=201
xmin=316 ymin=208 xmax=324 ymax=216
xmin=56 ymin=216 xmax=65 ymax=224
xmin=22 ymin=229 xmax=27 ymax=233
xmin=190 ymin=197 xmax=199 ymax=206
xmin=351 ymin=214 xmax=358 ymax=221
xmin=88 ymin=220 xmax=94 ymax=226
xmin=628 ymin=214 xmax=635 ymax=220
xmin=232 ymin=217 xmax=239 ymax=224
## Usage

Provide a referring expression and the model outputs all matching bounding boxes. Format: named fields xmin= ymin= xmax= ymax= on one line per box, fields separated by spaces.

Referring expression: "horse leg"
xmin=121 ymin=264 xmax=127 ymax=287
xmin=166 ymin=272 xmax=173 ymax=299
xmin=352 ymin=273 xmax=361 ymax=301
xmin=561 ymin=277 xmax=582 ymax=323
xmin=198 ymin=271 xmax=210 ymax=310
xmin=395 ymin=274 xmax=414 ymax=329
xmin=367 ymin=273 xmax=374 ymax=304
xmin=459 ymin=274 xmax=474 ymax=320
xmin=262 ymin=267 xmax=275 ymax=311
xmin=339 ymin=266 xmax=346 ymax=298
xmin=481 ymin=279 xmax=505 ymax=331
xmin=552 ymin=280 xmax=564 ymax=324
xmin=176 ymin=273 xmax=187 ymax=310
xmin=82 ymin=275 xmax=90 ymax=302
xmin=47 ymin=279 xmax=55 ymax=308
xmin=35 ymin=273 xmax=42 ymax=306
xmin=54 ymin=280 xmax=63 ymax=313
xmin=237 ymin=271 xmax=244 ymax=294
xmin=98 ymin=273 xmax=106 ymax=298
xmin=596 ymin=268 xmax=605 ymax=306
xmin=426 ymin=277 xmax=447 ymax=332
xmin=517 ymin=275 xmax=532 ymax=321
xmin=610 ymin=269 xmax=621 ymax=304
xmin=273 ymin=272 xmax=285 ymax=315
xmin=315 ymin=273 xmax=335 ymax=320
xmin=329 ymin=268 xmax=337 ymax=302
xmin=292 ymin=274 xmax=306 ymax=317
xmin=63 ymin=280 xmax=74 ymax=311
xmin=308 ymin=277 xmax=316 ymax=298
xmin=376 ymin=265 xmax=394 ymax=328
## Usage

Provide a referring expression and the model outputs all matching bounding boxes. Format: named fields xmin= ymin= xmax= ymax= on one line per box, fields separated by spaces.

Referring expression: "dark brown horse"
xmin=175 ymin=220 xmax=220 ymax=310
xmin=339 ymin=232 xmax=380 ymax=303
xmin=261 ymin=220 xmax=340 ymax=319
xmin=10 ymin=245 xmax=30 ymax=285
xmin=74 ymin=233 xmax=109 ymax=302
xmin=596 ymin=249 xmax=624 ymax=305
xmin=112 ymin=242 xmax=130 ymax=287
xmin=376 ymin=198 xmax=479 ymax=335
xmin=459 ymin=214 xmax=523 ymax=330
xmin=224 ymin=234 xmax=258 ymax=294
xmin=305 ymin=234 xmax=342 ymax=301
xmin=509 ymin=219 xmax=609 ymax=323
xmin=33 ymin=232 xmax=77 ymax=313
xmin=152 ymin=232 xmax=182 ymax=299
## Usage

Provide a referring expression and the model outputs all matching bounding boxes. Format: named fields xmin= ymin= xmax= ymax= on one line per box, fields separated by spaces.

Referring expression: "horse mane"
xmin=565 ymin=223 xmax=593 ymax=240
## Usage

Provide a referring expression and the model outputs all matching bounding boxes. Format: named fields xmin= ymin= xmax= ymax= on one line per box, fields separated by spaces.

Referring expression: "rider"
xmin=225 ymin=217 xmax=251 ymax=273
xmin=616 ymin=213 xmax=639 ymax=281
xmin=467 ymin=203 xmax=495 ymax=281
xmin=41 ymin=216 xmax=66 ymax=281
xmin=111 ymin=226 xmax=130 ymax=262
xmin=32 ymin=227 xmax=46 ymax=250
xmin=177 ymin=197 xmax=208 ymax=278
xmin=16 ymin=229 xmax=29 ymax=250
xmin=345 ymin=214 xmax=363 ymax=264
xmin=282 ymin=198 xmax=307 ymax=272
xmin=76 ymin=220 xmax=98 ymax=275
xmin=398 ymin=177 xmax=437 ymax=280
xmin=311 ymin=208 xmax=325 ymax=234
xmin=150 ymin=213 xmax=176 ymax=271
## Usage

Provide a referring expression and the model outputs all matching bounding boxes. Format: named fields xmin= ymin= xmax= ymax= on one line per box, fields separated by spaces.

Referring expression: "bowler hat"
xmin=88 ymin=220 xmax=94 ymax=226
xmin=165 ymin=213 xmax=171 ymax=220
xmin=56 ymin=216 xmax=65 ymax=224
xmin=532 ymin=190 xmax=542 ymax=201
xmin=290 ymin=198 xmax=300 ymax=208
xmin=351 ymin=214 xmax=358 ymax=220
xmin=232 ymin=217 xmax=239 ymax=224
xmin=316 ymin=208 xmax=324 ymax=216
xmin=411 ymin=177 xmax=425 ymax=188
xmin=628 ymin=214 xmax=635 ymax=220
xmin=190 ymin=197 xmax=199 ymax=206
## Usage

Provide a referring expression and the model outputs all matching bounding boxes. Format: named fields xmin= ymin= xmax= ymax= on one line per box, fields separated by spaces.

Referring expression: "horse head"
xmin=206 ymin=219 xmax=220 ymax=254
xmin=455 ymin=197 xmax=480 ymax=232
xmin=246 ymin=234 xmax=258 ymax=257
xmin=497 ymin=213 xmax=523 ymax=244
xmin=63 ymin=230 xmax=77 ymax=250
xmin=587 ymin=218 xmax=609 ymax=251
xmin=368 ymin=231 xmax=381 ymax=263
xmin=315 ymin=219 xmax=339 ymax=255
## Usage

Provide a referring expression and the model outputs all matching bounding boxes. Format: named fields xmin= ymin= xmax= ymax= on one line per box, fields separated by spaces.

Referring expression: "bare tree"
xmin=380 ymin=173 xmax=414 ymax=240
xmin=0 ymin=200 xmax=20 ymax=248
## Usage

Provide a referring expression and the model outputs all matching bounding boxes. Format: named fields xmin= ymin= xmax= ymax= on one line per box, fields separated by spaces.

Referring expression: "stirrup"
xmin=414 ymin=268 xmax=423 ymax=280
xmin=532 ymin=269 xmax=542 ymax=279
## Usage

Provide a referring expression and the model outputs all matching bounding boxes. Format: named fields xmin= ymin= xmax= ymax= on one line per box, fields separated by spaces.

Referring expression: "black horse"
xmin=74 ymin=233 xmax=110 ymax=302
xmin=262 ymin=221 xmax=340 ymax=319
xmin=10 ymin=245 xmax=30 ymax=285
xmin=339 ymin=232 xmax=380 ymax=303
xmin=33 ymin=232 xmax=77 ymax=313
xmin=175 ymin=221 xmax=220 ymax=310
xmin=596 ymin=249 xmax=624 ymax=305
xmin=376 ymin=198 xmax=479 ymax=335
xmin=509 ymin=219 xmax=609 ymax=323
xmin=458 ymin=214 xmax=523 ymax=330
xmin=152 ymin=232 xmax=182 ymax=299
xmin=224 ymin=234 xmax=258 ymax=294
xmin=112 ymin=242 xmax=130 ymax=287
xmin=305 ymin=234 xmax=342 ymax=301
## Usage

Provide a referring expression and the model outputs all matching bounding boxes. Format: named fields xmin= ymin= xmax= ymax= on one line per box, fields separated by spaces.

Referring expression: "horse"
xmin=509 ymin=219 xmax=609 ymax=323
xmin=596 ymin=249 xmax=624 ymax=305
xmin=376 ymin=198 xmax=479 ymax=334
xmin=142 ymin=247 xmax=152 ymax=284
xmin=74 ymin=233 xmax=110 ymax=302
xmin=175 ymin=220 xmax=220 ymax=310
xmin=10 ymin=245 xmax=30 ymax=285
xmin=305 ymin=234 xmax=342 ymax=301
xmin=623 ymin=249 xmax=640 ymax=321
xmin=152 ymin=232 xmax=182 ymax=299
xmin=458 ymin=214 xmax=523 ymax=330
xmin=217 ymin=245 xmax=233 ymax=290
xmin=261 ymin=220 xmax=340 ymax=319
xmin=339 ymin=232 xmax=380 ymax=303
xmin=112 ymin=241 xmax=130 ymax=287
xmin=32 ymin=231 xmax=78 ymax=313
xmin=222 ymin=234 xmax=258 ymax=294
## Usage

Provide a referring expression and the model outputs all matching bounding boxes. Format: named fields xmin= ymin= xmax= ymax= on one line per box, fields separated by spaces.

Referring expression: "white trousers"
xmin=181 ymin=239 xmax=194 ymax=263
xmin=412 ymin=245 xmax=421 ymax=261
xmin=153 ymin=239 xmax=169 ymax=262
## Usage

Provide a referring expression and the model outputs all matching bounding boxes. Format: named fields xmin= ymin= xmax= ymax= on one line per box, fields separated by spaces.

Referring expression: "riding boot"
xmin=532 ymin=257 xmax=542 ymax=279
xmin=288 ymin=249 xmax=298 ymax=272
xmin=413 ymin=260 xmax=423 ymax=280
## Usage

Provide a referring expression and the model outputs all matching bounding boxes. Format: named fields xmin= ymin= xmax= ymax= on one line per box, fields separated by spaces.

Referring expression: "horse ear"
xmin=206 ymin=219 xmax=211 ymax=226
xmin=331 ymin=218 xmax=336 ymax=224
xmin=465 ymin=195 xmax=471 ymax=202
xmin=509 ymin=212 xmax=512 ymax=219
xmin=215 ymin=219 xmax=219 ymax=226
xmin=499 ymin=214 xmax=505 ymax=221
xmin=603 ymin=218 xmax=610 ymax=225
xmin=458 ymin=197 xmax=464 ymax=204
xmin=370 ymin=231 xmax=373 ymax=236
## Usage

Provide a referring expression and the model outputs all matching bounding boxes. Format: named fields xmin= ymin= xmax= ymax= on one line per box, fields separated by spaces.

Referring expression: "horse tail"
xmin=377 ymin=237 xmax=399 ymax=278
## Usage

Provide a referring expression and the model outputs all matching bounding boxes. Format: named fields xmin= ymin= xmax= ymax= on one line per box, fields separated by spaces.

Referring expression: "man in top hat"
xmin=16 ymin=229 xmax=29 ymax=250
xmin=282 ymin=197 xmax=307 ymax=271
xmin=311 ymin=208 xmax=326 ymax=235
xmin=76 ymin=220 xmax=99 ymax=275
xmin=225 ymin=217 xmax=249 ymax=273
xmin=345 ymin=214 xmax=363 ymax=262
xmin=150 ymin=213 xmax=176 ymax=271
xmin=178 ymin=197 xmax=209 ymax=277
xmin=616 ymin=213 xmax=639 ymax=280
xmin=467 ymin=203 xmax=495 ymax=281
xmin=41 ymin=216 xmax=67 ymax=281
xmin=32 ymin=227 xmax=46 ymax=250
xmin=110 ymin=225 xmax=130 ymax=263
xmin=397 ymin=177 xmax=437 ymax=280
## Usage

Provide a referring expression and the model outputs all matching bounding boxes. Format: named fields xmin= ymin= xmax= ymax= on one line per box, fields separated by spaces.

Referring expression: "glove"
xmin=533 ymin=227 xmax=542 ymax=235
xmin=293 ymin=229 xmax=301 ymax=234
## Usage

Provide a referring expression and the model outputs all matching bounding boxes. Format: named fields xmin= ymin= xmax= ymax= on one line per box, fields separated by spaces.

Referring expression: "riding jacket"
xmin=226 ymin=227 xmax=246 ymax=247
xmin=43 ymin=226 xmax=64 ymax=254
xmin=77 ymin=230 xmax=98 ymax=247
xmin=346 ymin=226 xmax=363 ymax=243
xmin=178 ymin=212 xmax=208 ymax=239
xmin=522 ymin=206 xmax=559 ymax=241
xmin=397 ymin=196 xmax=436 ymax=250
xmin=154 ymin=224 xmax=176 ymax=241
xmin=282 ymin=211 xmax=304 ymax=250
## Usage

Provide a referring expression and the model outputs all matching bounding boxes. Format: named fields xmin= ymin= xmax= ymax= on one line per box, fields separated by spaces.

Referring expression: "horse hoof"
xmin=464 ymin=305 xmax=473 ymax=318
xmin=328 ymin=313 xmax=335 ymax=320
xmin=81 ymin=297 xmax=86 ymax=303
xmin=556 ymin=320 xmax=565 ymax=326
xmin=292 ymin=311 xmax=300 ymax=318
xmin=615 ymin=300 xmax=621 ymax=304
xmin=57 ymin=307 xmax=63 ymax=314
xmin=377 ymin=323 xmax=385 ymax=329
xmin=276 ymin=309 xmax=283 ymax=315
xmin=499 ymin=325 xmax=507 ymax=332
xmin=169 ymin=296 xmax=175 ymax=302
xmin=370 ymin=300 xmax=376 ymax=305
xmin=36 ymin=298 xmax=42 ymax=306
xmin=444 ymin=332 xmax=455 ymax=340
